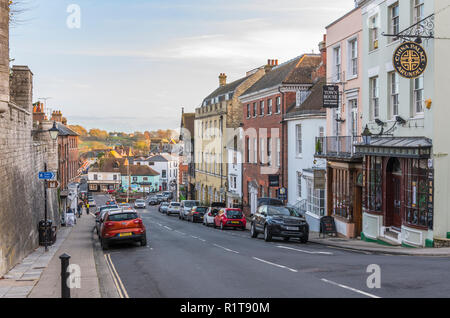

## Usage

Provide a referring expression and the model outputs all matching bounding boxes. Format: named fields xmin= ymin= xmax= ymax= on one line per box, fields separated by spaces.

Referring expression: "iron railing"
xmin=315 ymin=136 xmax=362 ymax=159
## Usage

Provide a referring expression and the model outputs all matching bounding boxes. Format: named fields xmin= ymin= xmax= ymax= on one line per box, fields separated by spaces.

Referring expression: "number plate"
xmin=119 ymin=233 xmax=132 ymax=237
xmin=231 ymin=221 xmax=240 ymax=224
xmin=285 ymin=226 xmax=299 ymax=231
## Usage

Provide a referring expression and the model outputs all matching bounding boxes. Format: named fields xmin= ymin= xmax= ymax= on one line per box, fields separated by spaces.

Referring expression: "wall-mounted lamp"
xmin=375 ymin=119 xmax=385 ymax=126
xmin=395 ymin=116 xmax=407 ymax=125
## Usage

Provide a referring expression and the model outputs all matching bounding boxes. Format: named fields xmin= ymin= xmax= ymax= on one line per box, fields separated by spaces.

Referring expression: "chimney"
xmin=10 ymin=65 xmax=33 ymax=112
xmin=51 ymin=110 xmax=63 ymax=123
xmin=33 ymin=101 xmax=46 ymax=123
xmin=312 ymin=34 xmax=327 ymax=82
xmin=264 ymin=59 xmax=275 ymax=73
xmin=62 ymin=117 xmax=67 ymax=125
xmin=219 ymin=73 xmax=227 ymax=87
xmin=0 ymin=1 xmax=9 ymax=113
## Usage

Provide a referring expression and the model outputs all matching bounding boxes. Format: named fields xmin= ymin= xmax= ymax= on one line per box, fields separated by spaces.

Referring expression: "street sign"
xmin=47 ymin=180 xmax=60 ymax=189
xmin=268 ymin=175 xmax=279 ymax=187
xmin=39 ymin=172 xmax=56 ymax=180
xmin=323 ymin=85 xmax=339 ymax=108
xmin=277 ymin=187 xmax=287 ymax=201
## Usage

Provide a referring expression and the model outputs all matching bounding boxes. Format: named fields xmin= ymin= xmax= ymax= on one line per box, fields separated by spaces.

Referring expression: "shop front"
xmin=357 ymin=137 xmax=434 ymax=247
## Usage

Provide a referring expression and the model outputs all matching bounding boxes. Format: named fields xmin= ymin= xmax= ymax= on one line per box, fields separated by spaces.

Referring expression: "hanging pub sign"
xmin=323 ymin=85 xmax=339 ymax=108
xmin=393 ymin=41 xmax=428 ymax=79
xmin=268 ymin=175 xmax=280 ymax=187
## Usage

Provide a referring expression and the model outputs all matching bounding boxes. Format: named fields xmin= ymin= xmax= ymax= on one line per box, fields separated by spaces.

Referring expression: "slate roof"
xmin=285 ymin=78 xmax=327 ymax=118
xmin=148 ymin=155 xmax=168 ymax=162
xmin=241 ymin=54 xmax=322 ymax=97
xmin=202 ymin=75 xmax=252 ymax=104
xmin=57 ymin=123 xmax=79 ymax=136
xmin=89 ymin=158 xmax=125 ymax=173
xmin=119 ymin=165 xmax=160 ymax=177
xmin=355 ymin=137 xmax=432 ymax=148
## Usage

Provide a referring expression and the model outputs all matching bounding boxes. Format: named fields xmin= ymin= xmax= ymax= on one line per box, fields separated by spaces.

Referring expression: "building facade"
xmin=120 ymin=165 xmax=160 ymax=193
xmin=87 ymin=158 xmax=122 ymax=192
xmin=194 ymin=68 xmax=265 ymax=205
xmin=179 ymin=109 xmax=196 ymax=200
xmin=240 ymin=56 xmax=322 ymax=216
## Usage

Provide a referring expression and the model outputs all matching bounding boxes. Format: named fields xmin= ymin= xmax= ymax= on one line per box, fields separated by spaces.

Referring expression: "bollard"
xmin=59 ymin=253 xmax=71 ymax=298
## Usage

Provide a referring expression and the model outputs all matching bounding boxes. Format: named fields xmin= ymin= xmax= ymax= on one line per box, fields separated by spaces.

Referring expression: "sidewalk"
xmin=0 ymin=213 xmax=103 ymax=298
xmin=244 ymin=218 xmax=450 ymax=257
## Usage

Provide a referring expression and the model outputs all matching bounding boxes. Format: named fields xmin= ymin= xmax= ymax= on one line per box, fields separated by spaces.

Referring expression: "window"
xmin=349 ymin=99 xmax=358 ymax=136
xmin=296 ymin=90 xmax=310 ymax=107
xmin=414 ymin=0 xmax=424 ymax=24
xmin=349 ymin=39 xmax=358 ymax=77
xmin=276 ymin=97 xmax=281 ymax=113
xmin=113 ymin=174 xmax=117 ymax=181
xmin=296 ymin=124 xmax=302 ymax=156
xmin=267 ymin=99 xmax=273 ymax=115
xmin=367 ymin=156 xmax=383 ymax=212
xmin=405 ymin=159 xmax=431 ymax=228
xmin=94 ymin=174 xmax=98 ymax=181
xmin=260 ymin=137 xmax=265 ymax=164
xmin=247 ymin=104 xmax=250 ymax=118
xmin=276 ymin=138 xmax=280 ymax=167
xmin=334 ymin=46 xmax=341 ymax=82
xmin=133 ymin=177 xmax=138 ymax=182
xmin=319 ymin=126 xmax=324 ymax=138
xmin=390 ymin=72 xmax=399 ymax=118
xmin=246 ymin=137 xmax=250 ymax=163
xmin=389 ymin=3 xmax=400 ymax=42
xmin=306 ymin=177 xmax=325 ymax=217
xmin=369 ymin=15 xmax=379 ymax=51
xmin=143 ymin=177 xmax=148 ymax=181
xmin=253 ymin=138 xmax=258 ymax=164
xmin=260 ymin=101 xmax=264 ymax=116
xmin=297 ymin=172 xmax=302 ymax=198
xmin=253 ymin=103 xmax=257 ymax=117
xmin=267 ymin=137 xmax=272 ymax=166
xmin=162 ymin=170 xmax=167 ymax=178
xmin=413 ymin=75 xmax=424 ymax=115
xmin=370 ymin=77 xmax=379 ymax=119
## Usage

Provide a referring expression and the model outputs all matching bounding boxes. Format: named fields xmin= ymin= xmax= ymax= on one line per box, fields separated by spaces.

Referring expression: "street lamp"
xmin=43 ymin=121 xmax=59 ymax=252
xmin=362 ymin=125 xmax=372 ymax=145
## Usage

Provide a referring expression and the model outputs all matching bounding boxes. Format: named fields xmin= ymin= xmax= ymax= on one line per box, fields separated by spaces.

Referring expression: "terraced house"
xmin=194 ymin=68 xmax=265 ymax=205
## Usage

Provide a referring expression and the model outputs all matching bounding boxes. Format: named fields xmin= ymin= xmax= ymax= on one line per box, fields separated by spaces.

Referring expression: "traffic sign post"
xmin=39 ymin=171 xmax=56 ymax=180
xmin=47 ymin=180 xmax=60 ymax=189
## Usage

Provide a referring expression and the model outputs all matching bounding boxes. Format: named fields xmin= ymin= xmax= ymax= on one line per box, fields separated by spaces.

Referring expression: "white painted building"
xmin=226 ymin=130 xmax=243 ymax=208
xmin=146 ymin=154 xmax=178 ymax=192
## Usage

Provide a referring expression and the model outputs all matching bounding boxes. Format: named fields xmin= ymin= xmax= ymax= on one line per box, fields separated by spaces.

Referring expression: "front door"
xmin=386 ymin=157 xmax=402 ymax=229
xmin=392 ymin=175 xmax=402 ymax=228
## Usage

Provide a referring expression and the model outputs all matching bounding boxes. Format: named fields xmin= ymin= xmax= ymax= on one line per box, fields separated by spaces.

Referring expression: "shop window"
xmin=405 ymin=159 xmax=431 ymax=228
xmin=367 ymin=156 xmax=383 ymax=212
xmin=332 ymin=168 xmax=351 ymax=218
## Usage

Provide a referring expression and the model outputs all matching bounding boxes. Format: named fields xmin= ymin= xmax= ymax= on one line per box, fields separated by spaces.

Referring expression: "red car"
xmin=214 ymin=208 xmax=246 ymax=231
xmin=100 ymin=209 xmax=147 ymax=249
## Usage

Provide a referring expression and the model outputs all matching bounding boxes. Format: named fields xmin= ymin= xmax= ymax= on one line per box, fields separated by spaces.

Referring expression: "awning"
xmin=355 ymin=137 xmax=432 ymax=159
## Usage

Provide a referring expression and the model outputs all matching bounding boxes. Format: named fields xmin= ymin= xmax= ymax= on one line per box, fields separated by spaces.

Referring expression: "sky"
xmin=10 ymin=0 xmax=355 ymax=133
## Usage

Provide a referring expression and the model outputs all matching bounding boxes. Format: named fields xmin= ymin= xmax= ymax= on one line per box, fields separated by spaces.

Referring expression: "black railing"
xmin=315 ymin=136 xmax=362 ymax=159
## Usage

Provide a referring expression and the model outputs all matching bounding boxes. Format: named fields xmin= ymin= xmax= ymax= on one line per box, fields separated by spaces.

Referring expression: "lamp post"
xmin=362 ymin=125 xmax=372 ymax=145
xmin=43 ymin=121 xmax=59 ymax=252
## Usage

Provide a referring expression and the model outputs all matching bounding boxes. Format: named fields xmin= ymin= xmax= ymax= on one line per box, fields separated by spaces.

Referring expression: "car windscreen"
xmin=101 ymin=205 xmax=118 ymax=211
xmin=108 ymin=213 xmax=138 ymax=221
xmin=135 ymin=200 xmax=145 ymax=203
xmin=161 ymin=202 xmax=169 ymax=206
xmin=267 ymin=206 xmax=299 ymax=217
xmin=171 ymin=203 xmax=180 ymax=206
xmin=195 ymin=207 xmax=208 ymax=212
xmin=226 ymin=210 xmax=243 ymax=219
xmin=184 ymin=201 xmax=199 ymax=208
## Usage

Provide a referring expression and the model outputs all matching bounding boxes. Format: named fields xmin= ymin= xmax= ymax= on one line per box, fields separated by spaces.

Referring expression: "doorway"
xmin=386 ymin=157 xmax=402 ymax=229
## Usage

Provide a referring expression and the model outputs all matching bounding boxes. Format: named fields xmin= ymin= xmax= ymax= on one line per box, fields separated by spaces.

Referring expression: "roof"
xmin=285 ymin=78 xmax=327 ymax=118
xmin=241 ymin=55 xmax=322 ymax=97
xmin=202 ymin=75 xmax=252 ymax=103
xmin=57 ymin=123 xmax=79 ymax=136
xmin=148 ymin=155 xmax=168 ymax=162
xmin=89 ymin=158 xmax=126 ymax=173
xmin=356 ymin=137 xmax=432 ymax=148
xmin=119 ymin=165 xmax=160 ymax=177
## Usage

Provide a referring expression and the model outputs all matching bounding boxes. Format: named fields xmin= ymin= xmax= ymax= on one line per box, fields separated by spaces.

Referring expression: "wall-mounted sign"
xmin=277 ymin=187 xmax=287 ymax=201
xmin=268 ymin=175 xmax=279 ymax=187
xmin=323 ymin=85 xmax=339 ymax=108
xmin=393 ymin=41 xmax=427 ymax=79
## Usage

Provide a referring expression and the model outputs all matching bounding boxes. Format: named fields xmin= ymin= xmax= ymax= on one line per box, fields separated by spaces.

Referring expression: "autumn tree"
xmin=89 ymin=128 xmax=109 ymax=139
xmin=69 ymin=125 xmax=88 ymax=137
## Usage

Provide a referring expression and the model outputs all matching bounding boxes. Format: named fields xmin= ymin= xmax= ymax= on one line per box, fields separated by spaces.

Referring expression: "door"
xmin=386 ymin=157 xmax=402 ymax=229
xmin=392 ymin=175 xmax=402 ymax=228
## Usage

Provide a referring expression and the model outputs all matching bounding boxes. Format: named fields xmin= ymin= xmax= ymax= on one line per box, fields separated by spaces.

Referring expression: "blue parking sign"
xmin=39 ymin=172 xmax=56 ymax=180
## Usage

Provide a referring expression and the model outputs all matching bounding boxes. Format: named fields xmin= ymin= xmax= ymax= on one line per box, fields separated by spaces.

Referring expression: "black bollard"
xmin=59 ymin=253 xmax=71 ymax=298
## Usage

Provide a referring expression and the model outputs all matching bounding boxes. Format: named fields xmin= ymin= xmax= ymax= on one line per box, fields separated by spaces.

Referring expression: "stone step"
xmin=377 ymin=236 xmax=401 ymax=246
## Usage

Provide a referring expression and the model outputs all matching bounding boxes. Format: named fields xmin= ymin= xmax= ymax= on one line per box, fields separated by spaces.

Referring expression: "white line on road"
xmin=252 ymin=257 xmax=298 ymax=273
xmin=175 ymin=230 xmax=186 ymax=235
xmin=213 ymin=244 xmax=240 ymax=254
xmin=198 ymin=238 xmax=206 ymax=242
xmin=164 ymin=226 xmax=173 ymax=231
xmin=320 ymin=278 xmax=381 ymax=299
xmin=277 ymin=245 xmax=333 ymax=255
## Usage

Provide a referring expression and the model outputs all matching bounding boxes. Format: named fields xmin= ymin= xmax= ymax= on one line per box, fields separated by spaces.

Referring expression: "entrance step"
xmin=377 ymin=236 xmax=401 ymax=246
xmin=384 ymin=228 xmax=400 ymax=240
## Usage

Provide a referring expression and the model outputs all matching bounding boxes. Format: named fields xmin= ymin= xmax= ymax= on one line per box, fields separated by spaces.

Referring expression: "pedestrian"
xmin=77 ymin=201 xmax=82 ymax=218
xmin=86 ymin=202 xmax=90 ymax=215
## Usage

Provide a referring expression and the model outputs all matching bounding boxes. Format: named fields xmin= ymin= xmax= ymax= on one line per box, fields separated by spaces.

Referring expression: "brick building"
xmin=239 ymin=56 xmax=322 ymax=216
xmin=179 ymin=108 xmax=195 ymax=200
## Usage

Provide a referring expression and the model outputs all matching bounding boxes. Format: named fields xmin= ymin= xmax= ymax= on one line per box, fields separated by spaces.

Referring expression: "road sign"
xmin=47 ymin=180 xmax=60 ymax=189
xmin=39 ymin=172 xmax=56 ymax=180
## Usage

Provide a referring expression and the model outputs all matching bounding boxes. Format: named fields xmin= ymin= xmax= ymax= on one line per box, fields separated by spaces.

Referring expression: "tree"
xmin=68 ymin=125 xmax=88 ymax=137
xmin=134 ymin=140 xmax=149 ymax=153
xmin=89 ymin=128 xmax=109 ymax=139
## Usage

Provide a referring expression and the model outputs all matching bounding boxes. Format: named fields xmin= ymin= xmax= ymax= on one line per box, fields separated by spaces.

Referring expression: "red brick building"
xmin=239 ymin=56 xmax=322 ymax=216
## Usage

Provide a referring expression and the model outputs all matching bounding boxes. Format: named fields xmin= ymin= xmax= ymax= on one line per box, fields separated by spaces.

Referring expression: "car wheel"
xmin=283 ymin=237 xmax=290 ymax=242
xmin=250 ymin=223 xmax=258 ymax=238
xmin=141 ymin=236 xmax=147 ymax=247
xmin=300 ymin=236 xmax=308 ymax=244
xmin=264 ymin=226 xmax=272 ymax=242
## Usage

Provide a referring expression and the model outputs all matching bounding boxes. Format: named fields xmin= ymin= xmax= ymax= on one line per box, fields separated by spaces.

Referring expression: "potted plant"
xmin=315 ymin=139 xmax=322 ymax=155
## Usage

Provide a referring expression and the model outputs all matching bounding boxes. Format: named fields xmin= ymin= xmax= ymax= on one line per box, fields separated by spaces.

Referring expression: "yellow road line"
xmin=104 ymin=254 xmax=124 ymax=298
xmin=107 ymin=254 xmax=130 ymax=298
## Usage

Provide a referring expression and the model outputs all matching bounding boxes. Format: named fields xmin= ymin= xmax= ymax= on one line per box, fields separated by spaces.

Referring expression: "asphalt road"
xmin=94 ymin=194 xmax=450 ymax=298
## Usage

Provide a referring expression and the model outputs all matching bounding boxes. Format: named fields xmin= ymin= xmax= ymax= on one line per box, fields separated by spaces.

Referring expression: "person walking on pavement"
xmin=77 ymin=201 xmax=82 ymax=218
xmin=86 ymin=202 xmax=90 ymax=215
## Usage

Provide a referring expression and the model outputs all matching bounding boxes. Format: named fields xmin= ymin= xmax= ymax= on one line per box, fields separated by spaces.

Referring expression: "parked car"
xmin=214 ymin=208 xmax=246 ymax=230
xmin=118 ymin=203 xmax=132 ymax=209
xmin=203 ymin=206 xmax=221 ymax=227
xmin=105 ymin=200 xmax=116 ymax=206
xmin=257 ymin=197 xmax=283 ymax=208
xmin=96 ymin=208 xmax=121 ymax=236
xmin=179 ymin=200 xmax=200 ymax=220
xmin=95 ymin=204 xmax=119 ymax=217
xmin=159 ymin=202 xmax=169 ymax=213
xmin=162 ymin=191 xmax=173 ymax=201
xmin=156 ymin=194 xmax=165 ymax=203
xmin=167 ymin=202 xmax=181 ymax=215
xmin=88 ymin=199 xmax=97 ymax=207
xmin=250 ymin=205 xmax=309 ymax=243
xmin=148 ymin=196 xmax=159 ymax=205
xmin=188 ymin=206 xmax=208 ymax=223
xmin=100 ymin=209 xmax=147 ymax=250
xmin=134 ymin=199 xmax=146 ymax=209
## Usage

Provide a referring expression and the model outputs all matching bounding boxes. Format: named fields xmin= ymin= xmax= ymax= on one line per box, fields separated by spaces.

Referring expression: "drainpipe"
xmin=278 ymin=85 xmax=286 ymax=201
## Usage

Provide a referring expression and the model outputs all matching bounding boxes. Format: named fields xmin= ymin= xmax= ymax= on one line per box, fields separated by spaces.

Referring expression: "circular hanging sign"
xmin=393 ymin=41 xmax=427 ymax=79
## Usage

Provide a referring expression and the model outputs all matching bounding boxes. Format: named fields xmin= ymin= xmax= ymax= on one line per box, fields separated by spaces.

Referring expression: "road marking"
xmin=190 ymin=235 xmax=199 ymax=239
xmin=104 ymin=254 xmax=129 ymax=298
xmin=198 ymin=238 xmax=206 ymax=242
xmin=164 ymin=226 xmax=173 ymax=231
xmin=277 ymin=245 xmax=333 ymax=255
xmin=252 ymin=257 xmax=298 ymax=273
xmin=213 ymin=244 xmax=240 ymax=254
xmin=321 ymin=278 xmax=381 ymax=298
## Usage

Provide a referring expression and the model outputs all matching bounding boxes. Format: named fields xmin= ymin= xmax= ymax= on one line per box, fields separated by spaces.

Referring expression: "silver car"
xmin=134 ymin=199 xmax=146 ymax=209
xmin=179 ymin=200 xmax=200 ymax=220
xmin=167 ymin=202 xmax=181 ymax=215
xmin=159 ymin=202 xmax=169 ymax=213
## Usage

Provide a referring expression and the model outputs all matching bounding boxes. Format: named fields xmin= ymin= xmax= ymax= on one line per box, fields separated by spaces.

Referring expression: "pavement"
xmin=0 ymin=208 xmax=115 ymax=298
xmin=244 ymin=218 xmax=450 ymax=257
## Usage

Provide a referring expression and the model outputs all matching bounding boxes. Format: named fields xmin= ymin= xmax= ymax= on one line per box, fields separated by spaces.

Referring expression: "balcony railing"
xmin=315 ymin=136 xmax=362 ymax=159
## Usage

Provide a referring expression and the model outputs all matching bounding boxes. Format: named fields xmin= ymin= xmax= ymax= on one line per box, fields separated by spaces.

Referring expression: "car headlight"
xmin=270 ymin=219 xmax=283 ymax=225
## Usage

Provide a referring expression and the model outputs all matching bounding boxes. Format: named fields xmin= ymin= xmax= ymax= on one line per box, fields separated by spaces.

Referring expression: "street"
xmin=94 ymin=195 xmax=450 ymax=298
